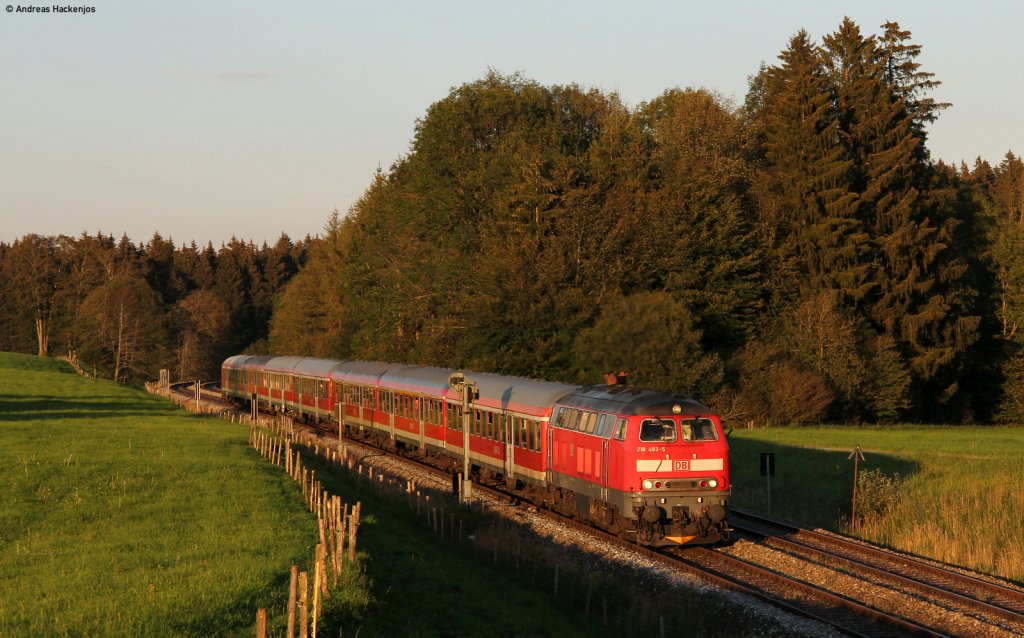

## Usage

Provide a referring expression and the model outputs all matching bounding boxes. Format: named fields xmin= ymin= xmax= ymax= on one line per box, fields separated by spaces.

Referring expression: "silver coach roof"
xmin=291 ymin=357 xmax=348 ymax=378
xmin=467 ymin=371 xmax=580 ymax=416
xmin=330 ymin=360 xmax=406 ymax=386
xmin=223 ymin=355 xmax=581 ymax=416
xmin=379 ymin=365 xmax=453 ymax=397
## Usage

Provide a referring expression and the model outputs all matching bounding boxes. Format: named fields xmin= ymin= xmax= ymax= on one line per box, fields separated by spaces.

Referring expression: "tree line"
xmin=4 ymin=18 xmax=1023 ymax=425
xmin=0 ymin=232 xmax=307 ymax=383
xmin=268 ymin=18 xmax=1024 ymax=425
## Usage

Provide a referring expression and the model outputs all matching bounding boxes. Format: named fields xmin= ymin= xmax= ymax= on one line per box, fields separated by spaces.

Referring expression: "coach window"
xmin=613 ymin=419 xmax=628 ymax=441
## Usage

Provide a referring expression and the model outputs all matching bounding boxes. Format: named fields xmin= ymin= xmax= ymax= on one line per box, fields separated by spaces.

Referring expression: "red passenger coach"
xmin=221 ymin=355 xmax=731 ymax=546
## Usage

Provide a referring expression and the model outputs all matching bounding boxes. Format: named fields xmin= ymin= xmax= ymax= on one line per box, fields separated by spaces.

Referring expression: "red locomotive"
xmin=221 ymin=355 xmax=731 ymax=546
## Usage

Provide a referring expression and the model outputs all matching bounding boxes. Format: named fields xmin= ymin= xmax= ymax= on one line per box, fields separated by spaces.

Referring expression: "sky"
xmin=1 ymin=1 xmax=1021 ymax=247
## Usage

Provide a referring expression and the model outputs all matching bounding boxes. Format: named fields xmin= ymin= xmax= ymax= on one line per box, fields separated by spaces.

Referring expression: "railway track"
xmin=168 ymin=381 xmax=233 ymax=408
xmin=728 ymin=510 xmax=1024 ymax=635
xmin=281 ymin=418 xmax=1016 ymax=638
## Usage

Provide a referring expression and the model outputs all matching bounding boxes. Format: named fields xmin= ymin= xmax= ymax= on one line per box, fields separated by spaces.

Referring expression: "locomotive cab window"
xmin=613 ymin=419 xmax=628 ymax=441
xmin=680 ymin=418 xmax=718 ymax=442
xmin=640 ymin=419 xmax=677 ymax=443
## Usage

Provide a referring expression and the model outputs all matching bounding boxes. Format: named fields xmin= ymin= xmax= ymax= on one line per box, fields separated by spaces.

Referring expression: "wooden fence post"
xmin=287 ymin=564 xmax=298 ymax=638
xmin=255 ymin=608 xmax=267 ymax=638
xmin=299 ymin=571 xmax=309 ymax=638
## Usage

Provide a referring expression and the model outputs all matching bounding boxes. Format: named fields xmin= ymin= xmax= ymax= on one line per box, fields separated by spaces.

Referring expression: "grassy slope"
xmin=729 ymin=425 xmax=1024 ymax=582
xmin=0 ymin=355 xmax=674 ymax=638
xmin=0 ymin=353 xmax=317 ymax=636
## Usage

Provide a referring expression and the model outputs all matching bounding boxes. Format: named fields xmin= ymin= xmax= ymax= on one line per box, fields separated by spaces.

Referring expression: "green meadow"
xmin=729 ymin=425 xmax=1024 ymax=583
xmin=0 ymin=353 xmax=324 ymax=636
xmin=0 ymin=354 xmax=698 ymax=638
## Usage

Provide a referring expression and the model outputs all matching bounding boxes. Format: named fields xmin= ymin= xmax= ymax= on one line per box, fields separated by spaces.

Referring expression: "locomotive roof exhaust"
xmin=603 ymin=370 xmax=629 ymax=386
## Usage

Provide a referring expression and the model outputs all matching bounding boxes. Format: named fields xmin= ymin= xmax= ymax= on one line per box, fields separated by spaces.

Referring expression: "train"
xmin=221 ymin=355 xmax=731 ymax=546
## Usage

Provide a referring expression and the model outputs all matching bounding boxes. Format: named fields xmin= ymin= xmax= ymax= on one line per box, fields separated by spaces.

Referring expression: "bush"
xmin=855 ymin=468 xmax=903 ymax=524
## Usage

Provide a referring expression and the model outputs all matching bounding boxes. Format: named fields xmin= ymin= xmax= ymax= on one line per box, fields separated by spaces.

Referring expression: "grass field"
xmin=0 ymin=354 xmax=818 ymax=638
xmin=0 ymin=353 xmax=334 ymax=636
xmin=729 ymin=425 xmax=1024 ymax=583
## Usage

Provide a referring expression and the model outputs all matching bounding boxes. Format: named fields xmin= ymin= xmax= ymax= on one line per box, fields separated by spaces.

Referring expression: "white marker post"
xmin=848 ymin=445 xmax=866 ymax=532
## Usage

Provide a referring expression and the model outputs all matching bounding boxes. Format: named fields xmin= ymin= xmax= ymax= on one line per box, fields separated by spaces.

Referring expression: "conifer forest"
xmin=3 ymin=20 xmax=1024 ymax=425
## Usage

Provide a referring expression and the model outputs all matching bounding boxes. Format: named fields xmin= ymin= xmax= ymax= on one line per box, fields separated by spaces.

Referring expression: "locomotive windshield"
xmin=639 ymin=419 xmax=677 ymax=442
xmin=680 ymin=418 xmax=718 ymax=442
xmin=638 ymin=417 xmax=719 ymax=442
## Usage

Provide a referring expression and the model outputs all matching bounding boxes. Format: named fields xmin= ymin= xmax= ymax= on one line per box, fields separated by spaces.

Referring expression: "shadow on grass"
xmin=0 ymin=395 xmax=180 ymax=421
xmin=729 ymin=437 xmax=920 ymax=531
xmin=170 ymin=570 xmax=295 ymax=637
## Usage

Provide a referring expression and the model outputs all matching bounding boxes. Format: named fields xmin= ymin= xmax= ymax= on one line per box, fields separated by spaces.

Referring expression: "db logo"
xmin=673 ymin=460 xmax=689 ymax=471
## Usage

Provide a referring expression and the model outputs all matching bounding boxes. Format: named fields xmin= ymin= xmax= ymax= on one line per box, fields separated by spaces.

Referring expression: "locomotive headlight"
xmin=709 ymin=479 xmax=718 ymax=488
xmin=642 ymin=479 xmax=654 ymax=490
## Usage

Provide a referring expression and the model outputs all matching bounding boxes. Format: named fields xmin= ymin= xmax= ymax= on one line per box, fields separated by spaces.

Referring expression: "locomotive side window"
xmin=581 ymin=411 xmax=597 ymax=434
xmin=595 ymin=414 xmax=613 ymax=437
xmin=640 ymin=419 xmax=677 ymax=442
xmin=552 ymin=407 xmax=566 ymax=428
xmin=614 ymin=419 xmax=628 ymax=441
xmin=567 ymin=409 xmax=582 ymax=431
xmin=680 ymin=418 xmax=718 ymax=441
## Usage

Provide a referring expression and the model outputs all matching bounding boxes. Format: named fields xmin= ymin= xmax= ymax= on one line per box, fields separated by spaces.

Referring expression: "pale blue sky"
xmin=1 ymin=1 xmax=1020 ymax=246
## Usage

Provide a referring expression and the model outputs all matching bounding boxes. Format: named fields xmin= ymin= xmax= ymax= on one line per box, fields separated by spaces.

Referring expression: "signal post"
xmin=448 ymin=373 xmax=477 ymax=504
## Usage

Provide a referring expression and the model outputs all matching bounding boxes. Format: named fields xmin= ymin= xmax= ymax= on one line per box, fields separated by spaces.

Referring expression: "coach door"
xmin=503 ymin=414 xmax=514 ymax=483
xmin=601 ymin=439 xmax=610 ymax=500
xmin=546 ymin=425 xmax=554 ymax=484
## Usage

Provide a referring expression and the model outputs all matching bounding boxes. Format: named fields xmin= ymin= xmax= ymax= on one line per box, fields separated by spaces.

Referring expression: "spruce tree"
xmin=761 ymin=30 xmax=871 ymax=306
xmin=823 ymin=19 xmax=979 ymax=418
